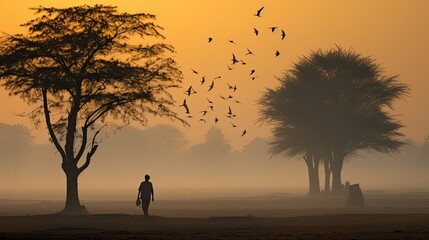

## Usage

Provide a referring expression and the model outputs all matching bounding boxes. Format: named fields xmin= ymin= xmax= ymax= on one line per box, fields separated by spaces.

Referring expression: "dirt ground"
xmin=1 ymin=192 xmax=429 ymax=239
xmin=0 ymin=214 xmax=429 ymax=239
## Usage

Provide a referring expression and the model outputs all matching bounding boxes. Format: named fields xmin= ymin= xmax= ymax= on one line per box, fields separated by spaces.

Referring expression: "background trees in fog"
xmin=2 ymin=123 xmax=427 ymax=194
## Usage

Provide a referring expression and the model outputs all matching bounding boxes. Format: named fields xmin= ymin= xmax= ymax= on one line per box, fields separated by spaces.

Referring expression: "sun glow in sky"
xmin=0 ymin=0 xmax=428 ymax=149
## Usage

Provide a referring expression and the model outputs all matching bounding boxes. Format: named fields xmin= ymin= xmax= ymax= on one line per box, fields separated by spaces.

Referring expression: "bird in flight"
xmin=245 ymin=48 xmax=254 ymax=55
xmin=254 ymin=6 xmax=264 ymax=17
xmin=228 ymin=83 xmax=237 ymax=92
xmin=227 ymin=39 xmax=236 ymax=44
xmin=240 ymin=60 xmax=247 ymax=65
xmin=208 ymin=37 xmax=213 ymax=43
xmin=191 ymin=68 xmax=199 ymax=74
xmin=185 ymin=86 xmax=196 ymax=96
xmin=269 ymin=27 xmax=278 ymax=32
xmin=241 ymin=129 xmax=247 ymax=137
xmin=200 ymin=110 xmax=208 ymax=116
xmin=214 ymin=76 xmax=222 ymax=79
xmin=207 ymin=98 xmax=213 ymax=104
xmin=281 ymin=29 xmax=286 ymax=40
xmin=208 ymin=81 xmax=215 ymax=91
xmin=231 ymin=123 xmax=237 ymax=128
xmin=253 ymin=28 xmax=259 ymax=36
xmin=200 ymin=76 xmax=206 ymax=85
xmin=200 ymin=119 xmax=206 ymax=123
xmin=231 ymin=54 xmax=239 ymax=65
xmin=250 ymin=69 xmax=256 ymax=75
xmin=208 ymin=105 xmax=214 ymax=111
xmin=251 ymin=76 xmax=257 ymax=81
xmin=179 ymin=99 xmax=190 ymax=114
xmin=227 ymin=106 xmax=233 ymax=116
xmin=214 ymin=117 xmax=219 ymax=123
xmin=227 ymin=65 xmax=233 ymax=70
xmin=219 ymin=95 xmax=227 ymax=100
xmin=275 ymin=50 xmax=280 ymax=57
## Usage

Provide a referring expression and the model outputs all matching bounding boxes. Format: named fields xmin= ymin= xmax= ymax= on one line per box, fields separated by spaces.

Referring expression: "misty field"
xmin=1 ymin=190 xmax=429 ymax=239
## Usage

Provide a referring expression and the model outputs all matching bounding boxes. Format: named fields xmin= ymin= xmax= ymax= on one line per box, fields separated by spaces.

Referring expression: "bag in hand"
xmin=135 ymin=199 xmax=141 ymax=206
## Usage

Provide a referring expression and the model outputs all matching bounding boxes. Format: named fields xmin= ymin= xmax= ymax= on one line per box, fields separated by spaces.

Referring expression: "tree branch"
xmin=42 ymin=88 xmax=67 ymax=161
xmin=74 ymin=126 xmax=88 ymax=163
xmin=78 ymin=128 xmax=100 ymax=175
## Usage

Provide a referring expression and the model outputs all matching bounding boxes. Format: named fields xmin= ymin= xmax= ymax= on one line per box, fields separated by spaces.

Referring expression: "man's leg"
xmin=142 ymin=199 xmax=150 ymax=216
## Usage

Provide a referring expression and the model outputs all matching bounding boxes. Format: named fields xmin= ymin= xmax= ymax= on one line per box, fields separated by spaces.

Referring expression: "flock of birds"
xmin=179 ymin=6 xmax=286 ymax=138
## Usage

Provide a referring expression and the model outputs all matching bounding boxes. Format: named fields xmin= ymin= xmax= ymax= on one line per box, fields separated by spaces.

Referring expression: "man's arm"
xmin=151 ymin=183 xmax=155 ymax=201
xmin=137 ymin=189 xmax=141 ymax=200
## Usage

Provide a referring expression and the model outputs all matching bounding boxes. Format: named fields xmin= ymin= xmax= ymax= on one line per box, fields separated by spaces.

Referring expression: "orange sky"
xmin=0 ymin=0 xmax=428 ymax=149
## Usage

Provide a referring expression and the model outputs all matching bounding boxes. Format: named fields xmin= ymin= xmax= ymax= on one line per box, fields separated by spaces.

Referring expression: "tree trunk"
xmin=331 ymin=165 xmax=343 ymax=193
xmin=324 ymin=162 xmax=331 ymax=193
xmin=312 ymin=155 xmax=320 ymax=194
xmin=305 ymin=152 xmax=320 ymax=195
xmin=62 ymin=167 xmax=87 ymax=214
xmin=331 ymin=147 xmax=345 ymax=194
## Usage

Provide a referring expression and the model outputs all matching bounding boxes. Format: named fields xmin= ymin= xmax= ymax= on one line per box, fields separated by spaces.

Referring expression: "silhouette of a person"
xmin=137 ymin=174 xmax=154 ymax=216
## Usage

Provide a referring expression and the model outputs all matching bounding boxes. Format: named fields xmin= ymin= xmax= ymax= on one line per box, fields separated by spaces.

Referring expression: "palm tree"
xmin=258 ymin=47 xmax=408 ymax=194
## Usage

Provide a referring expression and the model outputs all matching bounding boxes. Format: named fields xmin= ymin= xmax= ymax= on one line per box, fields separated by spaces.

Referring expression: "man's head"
xmin=145 ymin=174 xmax=150 ymax=181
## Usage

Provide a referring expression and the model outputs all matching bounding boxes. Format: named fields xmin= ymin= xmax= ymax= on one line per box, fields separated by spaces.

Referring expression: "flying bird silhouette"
xmin=227 ymin=65 xmax=233 ymax=70
xmin=214 ymin=117 xmax=219 ymax=123
xmin=199 ymin=118 xmax=206 ymax=123
xmin=214 ymin=76 xmax=222 ymax=79
xmin=227 ymin=39 xmax=236 ymax=44
xmin=200 ymin=76 xmax=206 ymax=85
xmin=200 ymin=110 xmax=208 ymax=116
xmin=227 ymin=106 xmax=233 ymax=115
xmin=281 ymin=29 xmax=286 ymax=40
xmin=191 ymin=68 xmax=199 ymax=74
xmin=253 ymin=28 xmax=259 ymax=36
xmin=231 ymin=54 xmax=239 ymax=65
xmin=269 ymin=27 xmax=278 ymax=32
xmin=228 ymin=83 xmax=237 ymax=91
xmin=275 ymin=50 xmax=280 ymax=57
xmin=179 ymin=99 xmax=190 ymax=114
xmin=240 ymin=60 xmax=247 ymax=65
xmin=251 ymin=76 xmax=257 ymax=81
xmin=250 ymin=69 xmax=255 ymax=75
xmin=231 ymin=123 xmax=237 ymax=128
xmin=208 ymin=105 xmax=214 ymax=111
xmin=207 ymin=98 xmax=213 ymax=104
xmin=254 ymin=6 xmax=264 ymax=17
xmin=245 ymin=48 xmax=254 ymax=55
xmin=208 ymin=81 xmax=215 ymax=91
xmin=241 ymin=129 xmax=247 ymax=137
xmin=185 ymin=86 xmax=196 ymax=96
xmin=208 ymin=37 xmax=213 ymax=43
xmin=219 ymin=95 xmax=227 ymax=100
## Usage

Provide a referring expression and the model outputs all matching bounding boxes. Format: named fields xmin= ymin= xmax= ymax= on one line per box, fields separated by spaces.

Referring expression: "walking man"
xmin=137 ymin=174 xmax=154 ymax=216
